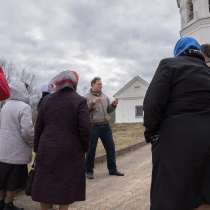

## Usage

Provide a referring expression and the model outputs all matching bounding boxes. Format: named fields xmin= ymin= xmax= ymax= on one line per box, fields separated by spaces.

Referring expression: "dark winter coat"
xmin=32 ymin=87 xmax=91 ymax=205
xmin=143 ymin=54 xmax=210 ymax=210
xmin=37 ymin=92 xmax=50 ymax=110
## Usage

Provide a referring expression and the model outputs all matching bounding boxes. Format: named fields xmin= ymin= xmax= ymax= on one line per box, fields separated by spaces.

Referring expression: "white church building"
xmin=113 ymin=76 xmax=149 ymax=123
xmin=177 ymin=0 xmax=210 ymax=43
xmin=113 ymin=1 xmax=210 ymax=124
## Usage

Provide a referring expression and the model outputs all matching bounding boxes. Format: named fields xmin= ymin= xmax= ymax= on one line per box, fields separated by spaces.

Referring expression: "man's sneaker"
xmin=0 ymin=200 xmax=4 ymax=210
xmin=3 ymin=202 xmax=24 ymax=210
xmin=109 ymin=170 xmax=124 ymax=176
xmin=86 ymin=172 xmax=94 ymax=179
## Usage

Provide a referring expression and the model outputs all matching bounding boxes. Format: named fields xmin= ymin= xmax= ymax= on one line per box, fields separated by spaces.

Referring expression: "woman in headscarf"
xmin=0 ymin=80 xmax=34 ymax=210
xmin=32 ymin=70 xmax=91 ymax=210
xmin=143 ymin=37 xmax=210 ymax=210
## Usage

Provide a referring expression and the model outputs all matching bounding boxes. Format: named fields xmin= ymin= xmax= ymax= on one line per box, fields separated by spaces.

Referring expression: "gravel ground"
xmin=16 ymin=145 xmax=152 ymax=210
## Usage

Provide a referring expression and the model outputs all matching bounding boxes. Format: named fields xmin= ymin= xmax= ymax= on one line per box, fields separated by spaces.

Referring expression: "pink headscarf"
xmin=49 ymin=70 xmax=79 ymax=92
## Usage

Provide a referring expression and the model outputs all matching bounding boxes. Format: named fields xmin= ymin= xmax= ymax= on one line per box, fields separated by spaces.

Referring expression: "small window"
xmin=135 ymin=106 xmax=143 ymax=117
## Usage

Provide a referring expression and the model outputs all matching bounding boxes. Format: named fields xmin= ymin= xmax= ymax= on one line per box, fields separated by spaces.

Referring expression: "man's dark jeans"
xmin=86 ymin=123 xmax=117 ymax=173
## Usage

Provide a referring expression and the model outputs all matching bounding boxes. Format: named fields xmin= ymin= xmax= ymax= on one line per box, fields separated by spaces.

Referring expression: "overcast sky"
xmin=0 ymin=0 xmax=180 ymax=96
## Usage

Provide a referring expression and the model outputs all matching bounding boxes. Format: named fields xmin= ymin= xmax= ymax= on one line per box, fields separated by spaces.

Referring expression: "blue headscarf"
xmin=174 ymin=37 xmax=201 ymax=57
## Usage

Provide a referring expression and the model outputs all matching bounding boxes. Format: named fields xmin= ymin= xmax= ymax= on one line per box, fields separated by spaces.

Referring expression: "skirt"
xmin=0 ymin=162 xmax=28 ymax=191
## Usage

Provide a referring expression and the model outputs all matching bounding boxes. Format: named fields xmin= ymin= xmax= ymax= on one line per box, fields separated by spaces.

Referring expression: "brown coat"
xmin=32 ymin=88 xmax=91 ymax=204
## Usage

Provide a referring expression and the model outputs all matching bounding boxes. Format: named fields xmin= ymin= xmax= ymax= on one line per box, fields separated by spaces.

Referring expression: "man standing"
xmin=85 ymin=77 xmax=124 ymax=179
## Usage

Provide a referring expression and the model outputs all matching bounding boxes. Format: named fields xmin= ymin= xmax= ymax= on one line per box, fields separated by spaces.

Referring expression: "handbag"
xmin=25 ymin=160 xmax=35 ymax=196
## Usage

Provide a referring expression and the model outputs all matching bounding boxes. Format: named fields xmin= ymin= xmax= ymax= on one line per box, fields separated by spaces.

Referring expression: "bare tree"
xmin=19 ymin=68 xmax=36 ymax=95
xmin=0 ymin=58 xmax=36 ymax=92
xmin=0 ymin=58 xmax=40 ymax=114
xmin=0 ymin=58 xmax=16 ymax=81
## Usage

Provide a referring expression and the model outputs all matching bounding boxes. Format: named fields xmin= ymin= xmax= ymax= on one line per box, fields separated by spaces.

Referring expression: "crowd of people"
xmin=0 ymin=67 xmax=123 ymax=210
xmin=0 ymin=37 xmax=210 ymax=210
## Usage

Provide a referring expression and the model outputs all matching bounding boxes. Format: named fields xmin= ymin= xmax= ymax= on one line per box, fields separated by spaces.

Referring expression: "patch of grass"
xmin=96 ymin=123 xmax=145 ymax=157
xmin=30 ymin=123 xmax=145 ymax=168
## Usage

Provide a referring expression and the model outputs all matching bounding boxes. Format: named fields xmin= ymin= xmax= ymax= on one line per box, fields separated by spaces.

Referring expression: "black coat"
xmin=32 ymin=88 xmax=91 ymax=205
xmin=143 ymin=55 xmax=210 ymax=210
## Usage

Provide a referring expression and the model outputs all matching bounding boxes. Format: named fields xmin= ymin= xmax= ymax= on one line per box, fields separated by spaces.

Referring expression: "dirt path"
xmin=16 ymin=145 xmax=152 ymax=210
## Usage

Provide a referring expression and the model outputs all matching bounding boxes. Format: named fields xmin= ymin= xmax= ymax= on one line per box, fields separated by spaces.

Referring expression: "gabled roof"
xmin=113 ymin=76 xmax=149 ymax=98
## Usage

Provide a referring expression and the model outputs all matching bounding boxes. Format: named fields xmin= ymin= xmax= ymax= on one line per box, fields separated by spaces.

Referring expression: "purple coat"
xmin=32 ymin=88 xmax=91 ymax=204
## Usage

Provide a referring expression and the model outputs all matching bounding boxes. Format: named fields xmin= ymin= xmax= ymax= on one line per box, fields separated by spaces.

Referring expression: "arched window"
xmin=187 ymin=0 xmax=194 ymax=22
xmin=209 ymin=0 xmax=210 ymax=12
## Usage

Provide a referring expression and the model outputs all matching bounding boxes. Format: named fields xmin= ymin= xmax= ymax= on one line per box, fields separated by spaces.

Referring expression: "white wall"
xmin=114 ymin=77 xmax=148 ymax=123
xmin=193 ymin=0 xmax=209 ymax=19
xmin=179 ymin=0 xmax=210 ymax=44
xmin=179 ymin=0 xmax=210 ymax=28
xmin=116 ymin=80 xmax=148 ymax=99
xmin=181 ymin=19 xmax=210 ymax=43
xmin=115 ymin=98 xmax=144 ymax=123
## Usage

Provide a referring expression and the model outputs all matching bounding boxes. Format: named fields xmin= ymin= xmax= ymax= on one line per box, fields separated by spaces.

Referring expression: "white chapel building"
xmin=113 ymin=76 xmax=149 ymax=123
xmin=113 ymin=1 xmax=210 ymax=123
xmin=177 ymin=0 xmax=210 ymax=43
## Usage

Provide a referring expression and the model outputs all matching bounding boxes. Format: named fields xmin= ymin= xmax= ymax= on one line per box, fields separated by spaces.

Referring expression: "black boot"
xmin=109 ymin=170 xmax=124 ymax=176
xmin=0 ymin=200 xmax=4 ymax=210
xmin=86 ymin=172 xmax=94 ymax=179
xmin=3 ymin=202 xmax=24 ymax=210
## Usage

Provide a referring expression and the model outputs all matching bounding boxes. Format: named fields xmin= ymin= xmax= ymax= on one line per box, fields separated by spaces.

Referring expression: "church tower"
xmin=177 ymin=0 xmax=210 ymax=43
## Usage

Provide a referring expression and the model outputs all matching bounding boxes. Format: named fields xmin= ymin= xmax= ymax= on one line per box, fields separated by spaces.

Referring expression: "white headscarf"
xmin=9 ymin=80 xmax=30 ymax=104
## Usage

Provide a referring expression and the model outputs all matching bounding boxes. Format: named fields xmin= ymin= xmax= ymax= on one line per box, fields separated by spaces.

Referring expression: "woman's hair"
xmin=201 ymin=44 xmax=210 ymax=58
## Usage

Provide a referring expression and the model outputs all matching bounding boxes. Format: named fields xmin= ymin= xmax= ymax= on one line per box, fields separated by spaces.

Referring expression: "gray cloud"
xmin=0 ymin=0 xmax=180 ymax=96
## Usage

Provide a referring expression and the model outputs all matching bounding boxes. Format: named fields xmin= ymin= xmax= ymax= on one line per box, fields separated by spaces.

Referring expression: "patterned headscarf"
xmin=49 ymin=70 xmax=79 ymax=92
